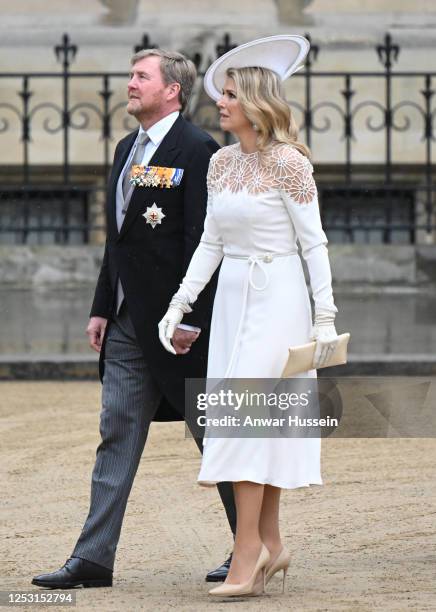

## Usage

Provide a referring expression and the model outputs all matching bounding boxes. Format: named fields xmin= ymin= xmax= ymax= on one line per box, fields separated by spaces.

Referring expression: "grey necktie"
xmin=122 ymin=132 xmax=149 ymax=201
xmin=116 ymin=132 xmax=149 ymax=314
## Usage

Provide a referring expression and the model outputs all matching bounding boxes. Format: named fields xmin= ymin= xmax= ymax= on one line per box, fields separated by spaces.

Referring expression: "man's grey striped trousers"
xmin=72 ymin=304 xmax=235 ymax=570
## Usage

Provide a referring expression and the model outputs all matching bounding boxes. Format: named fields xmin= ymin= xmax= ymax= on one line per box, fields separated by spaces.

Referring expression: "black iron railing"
xmin=0 ymin=32 xmax=435 ymax=244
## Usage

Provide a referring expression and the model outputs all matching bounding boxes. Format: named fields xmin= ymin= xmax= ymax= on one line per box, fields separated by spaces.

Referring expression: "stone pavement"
xmin=1 ymin=381 xmax=435 ymax=611
xmin=1 ymin=286 xmax=436 ymax=378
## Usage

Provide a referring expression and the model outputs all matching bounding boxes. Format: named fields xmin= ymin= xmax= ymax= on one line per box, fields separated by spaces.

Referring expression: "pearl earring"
xmin=252 ymin=123 xmax=259 ymax=131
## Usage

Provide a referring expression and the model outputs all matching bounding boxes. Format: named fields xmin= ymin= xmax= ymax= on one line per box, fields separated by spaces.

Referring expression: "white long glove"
xmin=158 ymin=298 xmax=193 ymax=355
xmin=158 ymin=194 xmax=224 ymax=355
xmin=311 ymin=309 xmax=339 ymax=369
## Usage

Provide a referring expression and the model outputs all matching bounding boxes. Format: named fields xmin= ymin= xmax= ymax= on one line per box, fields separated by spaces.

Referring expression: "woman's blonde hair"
xmin=226 ymin=66 xmax=310 ymax=158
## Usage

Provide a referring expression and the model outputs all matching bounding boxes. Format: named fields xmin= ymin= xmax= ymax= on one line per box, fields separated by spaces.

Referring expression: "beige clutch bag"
xmin=281 ymin=333 xmax=351 ymax=377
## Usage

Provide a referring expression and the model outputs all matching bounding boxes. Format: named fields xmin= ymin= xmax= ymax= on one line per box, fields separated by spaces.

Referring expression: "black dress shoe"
xmin=205 ymin=554 xmax=232 ymax=582
xmin=32 ymin=557 xmax=113 ymax=589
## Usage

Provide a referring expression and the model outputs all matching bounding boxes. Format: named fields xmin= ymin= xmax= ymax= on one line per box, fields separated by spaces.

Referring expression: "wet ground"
xmin=0 ymin=287 xmax=435 ymax=358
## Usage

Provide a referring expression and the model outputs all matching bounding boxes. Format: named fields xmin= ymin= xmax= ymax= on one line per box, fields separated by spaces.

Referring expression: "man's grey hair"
xmin=131 ymin=48 xmax=197 ymax=113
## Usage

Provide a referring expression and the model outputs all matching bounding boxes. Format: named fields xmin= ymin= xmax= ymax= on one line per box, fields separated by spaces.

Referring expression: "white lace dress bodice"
xmin=177 ymin=142 xmax=337 ymax=314
xmin=209 ymin=141 xmax=316 ymax=201
xmin=176 ymin=142 xmax=337 ymax=489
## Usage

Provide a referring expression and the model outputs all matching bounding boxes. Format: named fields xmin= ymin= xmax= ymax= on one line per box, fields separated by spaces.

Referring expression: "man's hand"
xmin=172 ymin=329 xmax=200 ymax=355
xmin=86 ymin=316 xmax=108 ymax=353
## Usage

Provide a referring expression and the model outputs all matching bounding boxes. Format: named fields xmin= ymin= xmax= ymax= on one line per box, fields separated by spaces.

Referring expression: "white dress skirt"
xmin=175 ymin=142 xmax=337 ymax=490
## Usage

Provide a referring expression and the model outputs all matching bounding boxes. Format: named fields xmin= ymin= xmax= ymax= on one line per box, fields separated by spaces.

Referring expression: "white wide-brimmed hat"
xmin=204 ymin=34 xmax=310 ymax=101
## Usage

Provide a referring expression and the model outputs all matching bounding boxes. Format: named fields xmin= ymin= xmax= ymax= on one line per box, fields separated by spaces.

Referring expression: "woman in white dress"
xmin=158 ymin=36 xmax=339 ymax=598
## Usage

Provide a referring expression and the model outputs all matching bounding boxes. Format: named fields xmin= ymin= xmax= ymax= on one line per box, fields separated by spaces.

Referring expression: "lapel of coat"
xmin=107 ymin=130 xmax=138 ymax=238
xmin=117 ymin=115 xmax=185 ymax=241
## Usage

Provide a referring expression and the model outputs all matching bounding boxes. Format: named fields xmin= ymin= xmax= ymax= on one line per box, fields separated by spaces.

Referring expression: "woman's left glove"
xmin=311 ymin=309 xmax=339 ymax=369
xmin=158 ymin=297 xmax=193 ymax=355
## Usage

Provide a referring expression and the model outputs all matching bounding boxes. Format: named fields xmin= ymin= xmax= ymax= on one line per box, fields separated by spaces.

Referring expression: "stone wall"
xmin=1 ymin=245 xmax=435 ymax=289
xmin=0 ymin=0 xmax=435 ymax=165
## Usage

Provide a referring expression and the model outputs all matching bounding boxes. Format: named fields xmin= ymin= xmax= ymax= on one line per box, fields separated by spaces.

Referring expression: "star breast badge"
xmin=143 ymin=203 xmax=166 ymax=229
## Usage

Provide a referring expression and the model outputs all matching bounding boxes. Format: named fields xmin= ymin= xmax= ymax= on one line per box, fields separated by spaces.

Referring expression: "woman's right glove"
xmin=158 ymin=297 xmax=192 ymax=355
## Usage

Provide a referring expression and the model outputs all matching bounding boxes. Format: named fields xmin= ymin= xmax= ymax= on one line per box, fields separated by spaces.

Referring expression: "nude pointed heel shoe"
xmin=265 ymin=547 xmax=291 ymax=594
xmin=208 ymin=544 xmax=270 ymax=598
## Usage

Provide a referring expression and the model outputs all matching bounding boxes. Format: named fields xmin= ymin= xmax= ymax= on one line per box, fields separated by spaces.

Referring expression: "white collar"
xmin=138 ymin=111 xmax=180 ymax=146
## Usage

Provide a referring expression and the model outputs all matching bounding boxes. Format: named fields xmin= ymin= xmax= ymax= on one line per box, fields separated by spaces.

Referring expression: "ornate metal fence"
xmin=0 ymin=32 xmax=435 ymax=244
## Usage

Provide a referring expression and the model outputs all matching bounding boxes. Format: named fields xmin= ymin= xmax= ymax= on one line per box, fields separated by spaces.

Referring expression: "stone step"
xmin=1 ymin=354 xmax=435 ymax=380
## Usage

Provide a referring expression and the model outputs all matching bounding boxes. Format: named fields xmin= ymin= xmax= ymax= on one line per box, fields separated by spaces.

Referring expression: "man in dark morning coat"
xmin=32 ymin=49 xmax=235 ymax=589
